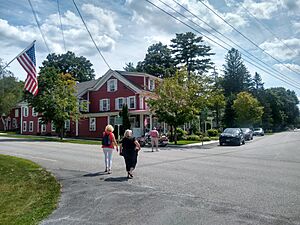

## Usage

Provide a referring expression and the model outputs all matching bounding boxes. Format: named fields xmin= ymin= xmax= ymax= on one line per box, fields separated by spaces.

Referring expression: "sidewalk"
xmin=167 ymin=140 xmax=219 ymax=148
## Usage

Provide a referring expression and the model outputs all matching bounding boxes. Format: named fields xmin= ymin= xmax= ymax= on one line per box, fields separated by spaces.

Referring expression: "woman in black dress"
xmin=120 ymin=129 xmax=141 ymax=178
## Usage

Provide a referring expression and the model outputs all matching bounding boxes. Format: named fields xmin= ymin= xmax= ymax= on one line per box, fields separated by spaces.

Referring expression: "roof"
xmin=75 ymin=79 xmax=98 ymax=97
xmin=75 ymin=69 xmax=159 ymax=98
xmin=115 ymin=70 xmax=161 ymax=80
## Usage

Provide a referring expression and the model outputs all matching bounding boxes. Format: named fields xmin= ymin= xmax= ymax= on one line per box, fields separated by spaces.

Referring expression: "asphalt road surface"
xmin=0 ymin=131 xmax=300 ymax=225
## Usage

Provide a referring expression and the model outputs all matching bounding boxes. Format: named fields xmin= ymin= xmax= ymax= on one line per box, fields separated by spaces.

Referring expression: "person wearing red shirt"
xmin=102 ymin=125 xmax=118 ymax=174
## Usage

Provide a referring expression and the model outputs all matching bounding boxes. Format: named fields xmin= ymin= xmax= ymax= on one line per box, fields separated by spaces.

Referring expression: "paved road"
xmin=0 ymin=132 xmax=300 ymax=225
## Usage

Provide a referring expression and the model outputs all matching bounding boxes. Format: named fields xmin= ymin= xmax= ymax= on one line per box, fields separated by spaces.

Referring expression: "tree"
xmin=136 ymin=42 xmax=175 ymax=78
xmin=42 ymin=51 xmax=95 ymax=82
xmin=264 ymin=87 xmax=299 ymax=131
xmin=233 ymin=92 xmax=264 ymax=127
xmin=123 ymin=62 xmax=137 ymax=72
xmin=147 ymin=69 xmax=205 ymax=144
xmin=223 ymin=94 xmax=236 ymax=128
xmin=170 ymin=32 xmax=214 ymax=77
xmin=26 ymin=67 xmax=80 ymax=139
xmin=119 ymin=104 xmax=131 ymax=135
xmin=222 ymin=48 xmax=253 ymax=97
xmin=0 ymin=59 xmax=23 ymax=130
xmin=207 ymin=69 xmax=225 ymax=128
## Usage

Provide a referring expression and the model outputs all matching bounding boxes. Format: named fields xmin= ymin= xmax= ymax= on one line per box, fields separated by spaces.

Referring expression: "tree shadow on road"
xmin=104 ymin=177 xmax=128 ymax=182
xmin=83 ymin=172 xmax=107 ymax=177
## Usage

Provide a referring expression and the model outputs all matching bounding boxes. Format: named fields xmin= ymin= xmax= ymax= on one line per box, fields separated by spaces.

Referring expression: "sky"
xmin=1 ymin=0 xmax=300 ymax=98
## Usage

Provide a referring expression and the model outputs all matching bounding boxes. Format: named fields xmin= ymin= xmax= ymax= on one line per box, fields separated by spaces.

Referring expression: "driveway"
xmin=0 ymin=131 xmax=300 ymax=225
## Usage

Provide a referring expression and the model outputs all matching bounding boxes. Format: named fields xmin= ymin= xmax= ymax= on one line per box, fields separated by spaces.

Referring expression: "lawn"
xmin=0 ymin=154 xmax=60 ymax=225
xmin=0 ymin=132 xmax=101 ymax=145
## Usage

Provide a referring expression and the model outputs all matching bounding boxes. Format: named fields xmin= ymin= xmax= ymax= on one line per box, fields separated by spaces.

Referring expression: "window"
xmin=100 ymin=99 xmax=110 ymax=111
xmin=15 ymin=109 xmax=19 ymax=118
xmin=41 ymin=124 xmax=46 ymax=132
xmin=51 ymin=122 xmax=56 ymax=132
xmin=115 ymin=97 xmax=125 ymax=110
xmin=65 ymin=120 xmax=70 ymax=131
xmin=149 ymin=79 xmax=155 ymax=91
xmin=109 ymin=116 xmax=116 ymax=126
xmin=29 ymin=121 xmax=33 ymax=132
xmin=139 ymin=96 xmax=144 ymax=110
xmin=23 ymin=121 xmax=27 ymax=132
xmin=107 ymin=79 xmax=117 ymax=92
xmin=32 ymin=108 xmax=38 ymax=117
xmin=23 ymin=107 xmax=28 ymax=117
xmin=80 ymin=100 xmax=89 ymax=112
xmin=89 ymin=118 xmax=96 ymax=131
xmin=12 ymin=118 xmax=17 ymax=128
xmin=127 ymin=96 xmax=136 ymax=109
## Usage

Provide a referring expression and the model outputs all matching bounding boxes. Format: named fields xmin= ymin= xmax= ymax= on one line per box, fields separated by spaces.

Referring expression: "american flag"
xmin=17 ymin=43 xmax=38 ymax=96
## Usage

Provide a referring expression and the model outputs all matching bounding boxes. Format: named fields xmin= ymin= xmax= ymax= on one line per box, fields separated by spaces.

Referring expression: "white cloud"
xmin=280 ymin=0 xmax=300 ymax=14
xmin=259 ymin=38 xmax=300 ymax=61
xmin=0 ymin=3 xmax=120 ymax=56
xmin=274 ymin=63 xmax=300 ymax=73
xmin=242 ymin=0 xmax=279 ymax=19
xmin=293 ymin=21 xmax=300 ymax=33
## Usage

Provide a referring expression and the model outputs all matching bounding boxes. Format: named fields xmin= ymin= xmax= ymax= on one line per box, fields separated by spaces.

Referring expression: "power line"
xmin=166 ymin=0 xmax=300 ymax=87
xmin=144 ymin=0 xmax=300 ymax=91
xmin=57 ymin=0 xmax=66 ymax=52
xmin=197 ymin=0 xmax=300 ymax=77
xmin=28 ymin=0 xmax=51 ymax=53
xmin=72 ymin=0 xmax=111 ymax=70
xmin=237 ymin=1 xmax=299 ymax=58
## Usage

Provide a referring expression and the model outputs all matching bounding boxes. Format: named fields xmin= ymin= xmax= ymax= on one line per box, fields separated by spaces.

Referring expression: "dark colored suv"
xmin=241 ymin=128 xmax=253 ymax=141
xmin=219 ymin=128 xmax=245 ymax=146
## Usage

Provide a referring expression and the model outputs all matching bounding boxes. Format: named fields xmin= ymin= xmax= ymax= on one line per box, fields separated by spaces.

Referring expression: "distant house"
xmin=1 ymin=69 xmax=163 ymax=139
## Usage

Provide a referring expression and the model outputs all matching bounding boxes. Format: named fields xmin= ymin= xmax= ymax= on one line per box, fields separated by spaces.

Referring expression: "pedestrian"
xmin=119 ymin=129 xmax=141 ymax=179
xmin=102 ymin=125 xmax=118 ymax=174
xmin=150 ymin=127 xmax=159 ymax=152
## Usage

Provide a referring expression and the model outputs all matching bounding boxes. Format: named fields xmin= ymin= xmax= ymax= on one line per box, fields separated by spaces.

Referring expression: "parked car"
xmin=241 ymin=128 xmax=253 ymax=141
xmin=219 ymin=128 xmax=245 ymax=146
xmin=253 ymin=128 xmax=264 ymax=136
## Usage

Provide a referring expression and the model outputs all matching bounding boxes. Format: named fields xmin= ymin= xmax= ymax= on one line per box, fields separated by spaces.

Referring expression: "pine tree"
xmin=170 ymin=32 xmax=214 ymax=77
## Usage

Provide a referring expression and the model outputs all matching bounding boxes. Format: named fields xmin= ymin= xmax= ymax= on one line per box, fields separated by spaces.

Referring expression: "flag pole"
xmin=2 ymin=40 xmax=36 ymax=70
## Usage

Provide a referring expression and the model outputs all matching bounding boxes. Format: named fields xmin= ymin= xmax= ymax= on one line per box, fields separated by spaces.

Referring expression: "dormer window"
xmin=107 ymin=79 xmax=117 ymax=92
xmin=149 ymin=79 xmax=155 ymax=91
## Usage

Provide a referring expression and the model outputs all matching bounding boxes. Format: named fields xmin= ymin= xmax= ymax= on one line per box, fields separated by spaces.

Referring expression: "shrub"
xmin=207 ymin=129 xmax=218 ymax=137
xmin=186 ymin=135 xmax=201 ymax=141
xmin=176 ymin=128 xmax=188 ymax=140
xmin=202 ymin=136 xmax=211 ymax=141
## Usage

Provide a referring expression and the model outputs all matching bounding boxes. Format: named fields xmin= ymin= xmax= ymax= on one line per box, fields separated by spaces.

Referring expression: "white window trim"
xmin=89 ymin=117 xmax=96 ymax=131
xmin=80 ymin=100 xmax=89 ymax=112
xmin=148 ymin=79 xmax=155 ymax=91
xmin=12 ymin=118 xmax=17 ymax=128
xmin=51 ymin=122 xmax=56 ymax=132
xmin=127 ymin=96 xmax=136 ymax=109
xmin=15 ymin=109 xmax=19 ymax=118
xmin=115 ymin=97 xmax=125 ymax=110
xmin=23 ymin=107 xmax=28 ymax=117
xmin=100 ymin=99 xmax=110 ymax=112
xmin=32 ymin=108 xmax=38 ymax=117
xmin=107 ymin=79 xmax=118 ymax=92
xmin=23 ymin=121 xmax=27 ymax=132
xmin=41 ymin=124 xmax=46 ymax=133
xmin=139 ymin=96 xmax=144 ymax=110
xmin=65 ymin=120 xmax=70 ymax=131
xmin=29 ymin=121 xmax=34 ymax=132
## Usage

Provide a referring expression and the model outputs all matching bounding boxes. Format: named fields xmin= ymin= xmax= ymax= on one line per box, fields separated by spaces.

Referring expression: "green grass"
xmin=0 ymin=154 xmax=60 ymax=225
xmin=169 ymin=140 xmax=202 ymax=145
xmin=0 ymin=132 xmax=101 ymax=145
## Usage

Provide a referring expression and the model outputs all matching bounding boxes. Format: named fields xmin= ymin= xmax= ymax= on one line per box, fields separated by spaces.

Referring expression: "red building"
xmin=1 ymin=69 xmax=163 ymax=139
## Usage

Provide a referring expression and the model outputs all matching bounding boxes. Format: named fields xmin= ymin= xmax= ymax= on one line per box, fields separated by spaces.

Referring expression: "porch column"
xmin=140 ymin=114 xmax=144 ymax=131
xmin=150 ymin=114 xmax=153 ymax=130
xmin=76 ymin=119 xmax=78 ymax=136
xmin=20 ymin=107 xmax=23 ymax=134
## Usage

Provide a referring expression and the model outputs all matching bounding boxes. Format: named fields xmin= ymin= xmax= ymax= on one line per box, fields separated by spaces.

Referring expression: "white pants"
xmin=103 ymin=148 xmax=113 ymax=170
